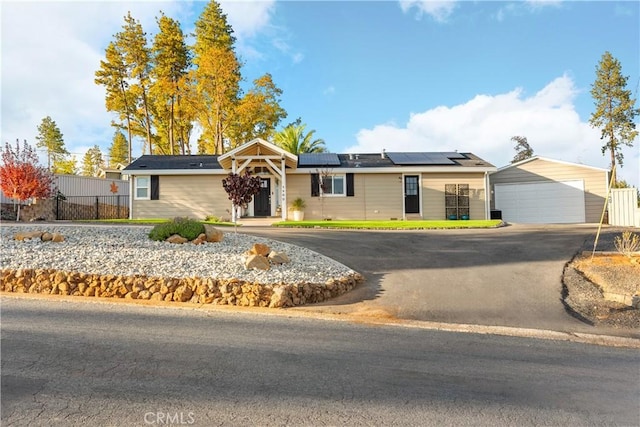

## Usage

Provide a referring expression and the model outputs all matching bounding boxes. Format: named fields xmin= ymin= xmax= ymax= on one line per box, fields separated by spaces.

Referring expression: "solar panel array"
xmin=298 ymin=153 xmax=341 ymax=166
xmin=386 ymin=152 xmax=464 ymax=165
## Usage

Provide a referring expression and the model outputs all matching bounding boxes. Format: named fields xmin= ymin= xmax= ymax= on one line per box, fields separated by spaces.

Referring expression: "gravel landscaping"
xmin=562 ymin=227 xmax=640 ymax=330
xmin=0 ymin=225 xmax=364 ymax=307
xmin=0 ymin=225 xmax=357 ymax=285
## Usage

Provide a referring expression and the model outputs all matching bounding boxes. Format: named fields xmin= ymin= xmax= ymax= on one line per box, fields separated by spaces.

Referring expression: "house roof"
xmin=122 ymin=155 xmax=223 ymax=172
xmin=494 ymin=156 xmax=609 ymax=173
xmin=122 ymin=144 xmax=495 ymax=175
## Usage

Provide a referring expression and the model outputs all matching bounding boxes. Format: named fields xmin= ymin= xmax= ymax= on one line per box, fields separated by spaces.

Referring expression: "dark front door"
xmin=254 ymin=178 xmax=271 ymax=216
xmin=404 ymin=175 xmax=420 ymax=214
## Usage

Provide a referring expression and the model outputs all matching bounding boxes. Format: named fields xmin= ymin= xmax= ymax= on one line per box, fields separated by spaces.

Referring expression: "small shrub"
xmin=614 ymin=231 xmax=640 ymax=259
xmin=291 ymin=197 xmax=306 ymax=210
xmin=204 ymin=215 xmax=220 ymax=222
xmin=148 ymin=217 xmax=205 ymax=242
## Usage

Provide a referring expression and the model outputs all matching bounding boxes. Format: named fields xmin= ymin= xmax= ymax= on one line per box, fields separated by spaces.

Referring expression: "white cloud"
xmin=495 ymin=0 xmax=563 ymax=21
xmin=399 ymin=0 xmax=458 ymax=22
xmin=525 ymin=0 xmax=563 ymax=9
xmin=1 ymin=1 xmax=190 ymax=160
xmin=1 ymin=1 xmax=280 ymax=161
xmin=346 ymin=75 xmax=639 ymax=187
xmin=221 ymin=0 xmax=275 ymax=39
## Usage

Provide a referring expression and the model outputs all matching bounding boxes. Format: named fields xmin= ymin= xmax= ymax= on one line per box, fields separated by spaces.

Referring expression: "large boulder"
xmin=245 ymin=254 xmax=270 ymax=271
xmin=248 ymin=243 xmax=270 ymax=256
xmin=203 ymin=224 xmax=224 ymax=243
xmin=51 ymin=233 xmax=65 ymax=243
xmin=268 ymin=251 xmax=290 ymax=265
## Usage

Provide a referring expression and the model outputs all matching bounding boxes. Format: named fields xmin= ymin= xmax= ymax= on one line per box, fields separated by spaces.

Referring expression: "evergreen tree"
xmin=52 ymin=156 xmax=78 ymax=175
xmin=193 ymin=0 xmax=241 ymax=154
xmin=116 ymin=12 xmax=154 ymax=155
xmin=589 ymin=51 xmax=639 ymax=184
xmin=151 ymin=12 xmax=192 ymax=155
xmin=81 ymin=145 xmax=105 ymax=176
xmin=510 ymin=136 xmax=534 ymax=163
xmin=96 ymin=42 xmax=134 ymax=163
xmin=35 ymin=116 xmax=69 ymax=170
xmin=109 ymin=131 xmax=129 ymax=167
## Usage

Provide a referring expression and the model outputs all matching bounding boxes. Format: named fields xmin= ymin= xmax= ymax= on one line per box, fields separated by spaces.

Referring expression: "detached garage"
xmin=490 ymin=157 xmax=609 ymax=224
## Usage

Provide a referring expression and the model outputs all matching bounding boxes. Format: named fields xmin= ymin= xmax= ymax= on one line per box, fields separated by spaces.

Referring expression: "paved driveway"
xmin=242 ymin=224 xmax=608 ymax=334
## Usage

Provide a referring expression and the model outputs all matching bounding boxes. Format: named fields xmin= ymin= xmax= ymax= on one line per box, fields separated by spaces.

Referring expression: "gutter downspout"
xmin=128 ymin=176 xmax=134 ymax=220
xmin=484 ymin=171 xmax=490 ymax=220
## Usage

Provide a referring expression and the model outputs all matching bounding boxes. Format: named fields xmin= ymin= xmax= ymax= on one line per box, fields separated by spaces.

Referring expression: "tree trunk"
xmin=169 ymin=96 xmax=175 ymax=155
xmin=141 ymin=89 xmax=153 ymax=155
xmin=609 ymin=124 xmax=617 ymax=185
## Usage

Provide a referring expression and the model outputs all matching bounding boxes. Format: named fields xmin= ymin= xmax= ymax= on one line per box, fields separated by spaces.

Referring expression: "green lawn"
xmin=271 ymin=219 xmax=504 ymax=229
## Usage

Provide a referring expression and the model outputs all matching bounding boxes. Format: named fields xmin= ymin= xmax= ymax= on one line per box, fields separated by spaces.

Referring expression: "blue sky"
xmin=2 ymin=1 xmax=639 ymax=186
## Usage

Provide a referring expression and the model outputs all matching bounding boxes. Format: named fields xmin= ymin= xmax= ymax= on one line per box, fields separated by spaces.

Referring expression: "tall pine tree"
xmin=116 ymin=12 xmax=155 ymax=155
xmin=81 ymin=145 xmax=105 ymax=177
xmin=95 ymin=42 xmax=134 ymax=163
xmin=510 ymin=136 xmax=534 ymax=163
xmin=589 ymin=51 xmax=639 ymax=184
xmin=35 ymin=116 xmax=69 ymax=170
xmin=151 ymin=12 xmax=192 ymax=155
xmin=109 ymin=131 xmax=129 ymax=167
xmin=193 ymin=1 xmax=241 ymax=154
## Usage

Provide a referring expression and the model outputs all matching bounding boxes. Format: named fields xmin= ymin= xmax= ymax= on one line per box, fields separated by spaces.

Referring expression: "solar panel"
xmin=298 ymin=153 xmax=341 ymax=166
xmin=441 ymin=152 xmax=467 ymax=159
xmin=386 ymin=152 xmax=455 ymax=165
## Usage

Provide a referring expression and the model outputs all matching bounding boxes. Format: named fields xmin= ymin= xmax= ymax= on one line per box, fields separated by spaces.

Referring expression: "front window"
xmin=321 ymin=175 xmax=345 ymax=196
xmin=135 ymin=176 xmax=150 ymax=200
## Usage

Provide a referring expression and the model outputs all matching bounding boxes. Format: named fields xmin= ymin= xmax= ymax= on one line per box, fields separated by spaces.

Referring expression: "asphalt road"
xmin=2 ymin=298 xmax=639 ymax=426
xmin=241 ymin=224 xmax=627 ymax=335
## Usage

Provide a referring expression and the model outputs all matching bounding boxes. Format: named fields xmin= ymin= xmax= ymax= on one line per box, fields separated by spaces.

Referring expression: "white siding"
xmin=490 ymin=158 xmax=607 ymax=223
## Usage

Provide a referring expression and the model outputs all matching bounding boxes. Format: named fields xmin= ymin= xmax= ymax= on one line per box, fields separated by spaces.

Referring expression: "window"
xmin=321 ymin=174 xmax=345 ymax=196
xmin=135 ymin=176 xmax=150 ymax=200
xmin=311 ymin=173 xmax=354 ymax=197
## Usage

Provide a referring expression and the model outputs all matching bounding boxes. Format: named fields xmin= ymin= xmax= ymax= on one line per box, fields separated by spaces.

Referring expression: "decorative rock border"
xmin=0 ymin=268 xmax=365 ymax=308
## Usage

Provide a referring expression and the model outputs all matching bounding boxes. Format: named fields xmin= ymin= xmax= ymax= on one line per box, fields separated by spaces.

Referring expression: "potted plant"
xmin=290 ymin=197 xmax=306 ymax=221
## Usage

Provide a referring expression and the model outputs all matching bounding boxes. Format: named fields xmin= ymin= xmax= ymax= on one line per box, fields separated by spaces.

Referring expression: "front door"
xmin=254 ymin=178 xmax=271 ymax=217
xmin=404 ymin=175 xmax=420 ymax=214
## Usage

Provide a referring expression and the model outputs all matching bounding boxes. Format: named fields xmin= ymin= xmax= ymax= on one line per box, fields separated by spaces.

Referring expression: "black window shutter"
xmin=151 ymin=175 xmax=159 ymax=200
xmin=346 ymin=173 xmax=354 ymax=197
xmin=311 ymin=173 xmax=319 ymax=197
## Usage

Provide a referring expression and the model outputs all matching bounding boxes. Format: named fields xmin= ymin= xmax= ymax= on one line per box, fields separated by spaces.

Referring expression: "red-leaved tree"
xmin=222 ymin=171 xmax=261 ymax=229
xmin=1 ymin=139 xmax=56 ymax=221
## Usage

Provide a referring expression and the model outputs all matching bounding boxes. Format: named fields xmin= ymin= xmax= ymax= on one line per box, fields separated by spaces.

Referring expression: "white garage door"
xmin=494 ymin=180 xmax=586 ymax=223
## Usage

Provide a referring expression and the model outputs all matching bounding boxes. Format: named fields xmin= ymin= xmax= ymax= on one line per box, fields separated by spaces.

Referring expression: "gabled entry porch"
xmin=218 ymin=139 xmax=298 ymax=221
